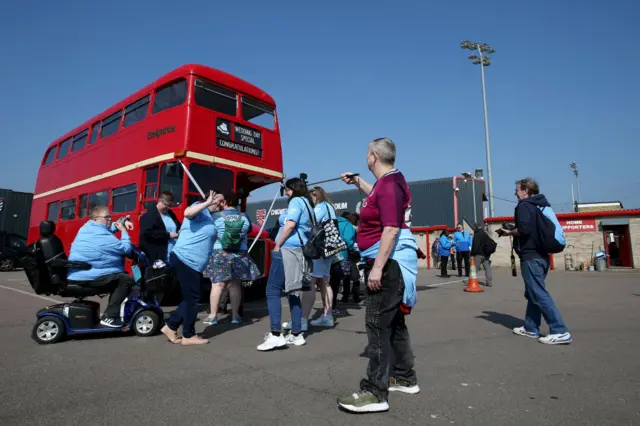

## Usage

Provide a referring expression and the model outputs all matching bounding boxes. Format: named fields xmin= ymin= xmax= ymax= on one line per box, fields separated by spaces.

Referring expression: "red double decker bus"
xmin=29 ymin=64 xmax=283 ymax=301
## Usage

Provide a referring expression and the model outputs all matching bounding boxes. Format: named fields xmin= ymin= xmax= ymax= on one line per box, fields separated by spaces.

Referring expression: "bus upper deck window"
xmin=101 ymin=110 xmax=122 ymax=139
xmin=152 ymin=79 xmax=187 ymax=114
xmin=242 ymin=97 xmax=275 ymax=130
xmin=43 ymin=147 xmax=56 ymax=166
xmin=194 ymin=79 xmax=237 ymax=117
xmin=57 ymin=138 xmax=72 ymax=160
xmin=72 ymin=129 xmax=88 ymax=153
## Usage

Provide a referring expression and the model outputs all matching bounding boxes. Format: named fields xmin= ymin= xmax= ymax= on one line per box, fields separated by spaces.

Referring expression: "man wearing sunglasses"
xmin=67 ymin=205 xmax=135 ymax=328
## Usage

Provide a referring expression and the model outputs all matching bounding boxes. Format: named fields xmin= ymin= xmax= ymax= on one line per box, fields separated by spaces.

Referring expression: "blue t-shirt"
xmin=172 ymin=202 xmax=217 ymax=272
xmin=211 ymin=208 xmax=252 ymax=251
xmin=160 ymin=212 xmax=178 ymax=264
xmin=276 ymin=197 xmax=314 ymax=249
xmin=314 ymin=201 xmax=337 ymax=223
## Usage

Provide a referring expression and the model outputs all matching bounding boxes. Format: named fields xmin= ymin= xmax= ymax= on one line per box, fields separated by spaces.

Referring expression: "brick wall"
xmin=412 ymin=212 xmax=640 ymax=270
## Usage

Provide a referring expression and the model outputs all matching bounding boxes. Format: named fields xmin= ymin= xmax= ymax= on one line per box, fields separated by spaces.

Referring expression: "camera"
xmin=496 ymin=222 xmax=516 ymax=237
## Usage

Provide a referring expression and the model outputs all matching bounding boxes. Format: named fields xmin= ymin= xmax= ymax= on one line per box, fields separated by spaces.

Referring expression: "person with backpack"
xmin=203 ymin=190 xmax=260 ymax=325
xmin=257 ymin=178 xmax=313 ymax=351
xmin=498 ymin=178 xmax=572 ymax=345
xmin=328 ymin=211 xmax=357 ymax=315
xmin=470 ymin=222 xmax=496 ymax=287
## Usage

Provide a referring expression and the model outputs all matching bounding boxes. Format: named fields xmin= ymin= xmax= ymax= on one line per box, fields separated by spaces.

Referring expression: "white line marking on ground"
xmin=423 ymin=279 xmax=466 ymax=288
xmin=0 ymin=285 xmax=61 ymax=303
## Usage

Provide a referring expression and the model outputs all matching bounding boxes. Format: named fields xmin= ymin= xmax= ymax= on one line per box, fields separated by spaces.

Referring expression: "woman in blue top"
xmin=161 ymin=190 xmax=224 ymax=346
xmin=257 ymin=178 xmax=313 ymax=351
xmin=306 ymin=186 xmax=338 ymax=328
xmin=438 ymin=230 xmax=454 ymax=278
xmin=203 ymin=190 xmax=260 ymax=325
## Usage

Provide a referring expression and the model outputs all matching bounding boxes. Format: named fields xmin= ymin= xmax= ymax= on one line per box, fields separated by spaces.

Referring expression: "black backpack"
xmin=296 ymin=199 xmax=323 ymax=260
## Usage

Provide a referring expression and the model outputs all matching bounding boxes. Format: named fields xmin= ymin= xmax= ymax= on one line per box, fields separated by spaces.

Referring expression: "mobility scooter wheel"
xmin=32 ymin=316 xmax=66 ymax=344
xmin=132 ymin=310 xmax=161 ymax=337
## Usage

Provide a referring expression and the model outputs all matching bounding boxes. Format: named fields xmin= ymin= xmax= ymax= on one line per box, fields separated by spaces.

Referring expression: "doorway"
xmin=603 ymin=225 xmax=633 ymax=268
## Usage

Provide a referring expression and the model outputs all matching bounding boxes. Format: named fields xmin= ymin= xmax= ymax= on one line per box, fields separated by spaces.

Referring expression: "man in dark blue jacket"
xmin=499 ymin=178 xmax=572 ymax=345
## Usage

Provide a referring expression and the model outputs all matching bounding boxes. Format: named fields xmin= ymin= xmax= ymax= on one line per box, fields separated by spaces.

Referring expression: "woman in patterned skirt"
xmin=203 ymin=190 xmax=260 ymax=325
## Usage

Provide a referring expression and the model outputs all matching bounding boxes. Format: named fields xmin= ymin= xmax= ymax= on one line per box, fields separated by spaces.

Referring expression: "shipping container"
xmin=0 ymin=189 xmax=33 ymax=271
xmin=0 ymin=189 xmax=33 ymax=238
xmin=245 ymin=177 xmax=485 ymax=231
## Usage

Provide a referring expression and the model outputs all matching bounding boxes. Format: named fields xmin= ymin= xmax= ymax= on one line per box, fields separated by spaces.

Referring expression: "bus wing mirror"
xmin=164 ymin=162 xmax=182 ymax=178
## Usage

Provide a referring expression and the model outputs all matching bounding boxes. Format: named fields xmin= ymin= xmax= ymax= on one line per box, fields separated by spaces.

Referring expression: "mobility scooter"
xmin=22 ymin=221 xmax=165 ymax=345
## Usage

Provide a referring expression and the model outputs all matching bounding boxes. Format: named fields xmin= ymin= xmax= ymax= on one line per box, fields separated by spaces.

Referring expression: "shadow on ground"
xmin=476 ymin=310 xmax=523 ymax=330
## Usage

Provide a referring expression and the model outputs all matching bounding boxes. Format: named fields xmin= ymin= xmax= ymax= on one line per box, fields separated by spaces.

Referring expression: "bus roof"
xmin=44 ymin=64 xmax=276 ymax=152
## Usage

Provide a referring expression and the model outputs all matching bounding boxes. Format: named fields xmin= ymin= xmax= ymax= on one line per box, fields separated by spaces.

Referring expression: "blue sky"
xmin=1 ymin=0 xmax=638 ymax=216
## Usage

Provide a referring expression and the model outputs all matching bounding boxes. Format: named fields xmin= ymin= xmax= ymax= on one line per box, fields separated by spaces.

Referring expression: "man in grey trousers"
xmin=470 ymin=223 xmax=495 ymax=287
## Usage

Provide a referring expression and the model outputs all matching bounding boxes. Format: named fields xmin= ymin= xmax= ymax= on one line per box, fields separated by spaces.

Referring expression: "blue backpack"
xmin=536 ymin=206 xmax=566 ymax=254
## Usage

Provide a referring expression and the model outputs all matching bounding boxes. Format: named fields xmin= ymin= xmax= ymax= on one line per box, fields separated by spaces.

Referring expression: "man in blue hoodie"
xmin=498 ymin=178 xmax=572 ymax=345
xmin=67 ymin=206 xmax=134 ymax=328
xmin=453 ymin=223 xmax=472 ymax=277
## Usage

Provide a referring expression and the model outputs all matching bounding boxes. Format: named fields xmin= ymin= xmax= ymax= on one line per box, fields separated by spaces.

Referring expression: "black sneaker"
xmin=100 ymin=317 xmax=124 ymax=328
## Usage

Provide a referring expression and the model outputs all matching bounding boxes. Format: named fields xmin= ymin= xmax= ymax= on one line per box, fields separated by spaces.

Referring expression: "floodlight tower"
xmin=461 ymin=40 xmax=495 ymax=217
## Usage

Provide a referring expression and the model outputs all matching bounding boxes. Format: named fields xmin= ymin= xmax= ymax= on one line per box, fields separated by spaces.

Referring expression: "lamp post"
xmin=461 ymin=172 xmax=477 ymax=224
xmin=569 ymin=162 xmax=581 ymax=203
xmin=461 ymin=40 xmax=495 ymax=217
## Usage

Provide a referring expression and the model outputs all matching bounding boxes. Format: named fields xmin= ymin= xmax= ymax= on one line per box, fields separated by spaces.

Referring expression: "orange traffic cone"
xmin=464 ymin=257 xmax=484 ymax=293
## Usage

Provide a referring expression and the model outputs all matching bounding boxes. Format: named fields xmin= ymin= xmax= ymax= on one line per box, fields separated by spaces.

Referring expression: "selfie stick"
xmin=248 ymin=179 xmax=285 ymax=254
xmin=308 ymin=173 xmax=360 ymax=187
xmin=178 ymin=160 xmax=206 ymax=199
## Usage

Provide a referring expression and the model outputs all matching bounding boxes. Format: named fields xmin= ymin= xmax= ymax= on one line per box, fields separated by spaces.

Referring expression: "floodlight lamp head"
xmin=468 ymin=54 xmax=478 ymax=60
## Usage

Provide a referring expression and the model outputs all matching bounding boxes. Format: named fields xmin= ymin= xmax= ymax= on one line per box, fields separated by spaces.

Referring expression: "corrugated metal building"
xmin=0 ymin=188 xmax=33 ymax=238
xmin=245 ymin=177 xmax=485 ymax=230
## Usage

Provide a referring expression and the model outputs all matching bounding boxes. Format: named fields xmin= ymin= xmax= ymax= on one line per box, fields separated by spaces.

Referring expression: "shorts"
xmin=203 ymin=249 xmax=261 ymax=283
xmin=311 ymin=257 xmax=333 ymax=278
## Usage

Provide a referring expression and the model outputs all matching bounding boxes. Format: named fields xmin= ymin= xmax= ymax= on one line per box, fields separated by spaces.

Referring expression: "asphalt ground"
xmin=0 ymin=268 xmax=639 ymax=426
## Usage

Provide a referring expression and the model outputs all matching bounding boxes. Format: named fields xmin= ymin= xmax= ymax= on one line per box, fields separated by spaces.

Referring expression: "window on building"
xmin=194 ymin=79 xmax=237 ymax=116
xmin=101 ymin=110 xmax=122 ymax=139
xmin=78 ymin=194 xmax=89 ymax=218
xmin=160 ymin=162 xmax=183 ymax=205
xmin=47 ymin=202 xmax=60 ymax=222
xmin=124 ymin=95 xmax=150 ymax=128
xmin=152 ymin=79 xmax=187 ymax=114
xmin=242 ymin=97 xmax=275 ymax=130
xmin=43 ymin=147 xmax=57 ymax=166
xmin=60 ymin=199 xmax=77 ymax=220
xmin=72 ymin=129 xmax=88 ymax=153
xmin=57 ymin=138 xmax=72 ymax=160
xmin=89 ymin=191 xmax=109 ymax=211
xmin=112 ymin=184 xmax=137 ymax=213
xmin=89 ymin=122 xmax=100 ymax=145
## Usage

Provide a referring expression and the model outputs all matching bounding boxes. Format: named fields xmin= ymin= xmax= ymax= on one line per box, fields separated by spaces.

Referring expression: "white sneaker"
xmin=512 ymin=326 xmax=540 ymax=339
xmin=281 ymin=318 xmax=308 ymax=332
xmin=257 ymin=333 xmax=287 ymax=351
xmin=538 ymin=333 xmax=572 ymax=345
xmin=285 ymin=333 xmax=306 ymax=347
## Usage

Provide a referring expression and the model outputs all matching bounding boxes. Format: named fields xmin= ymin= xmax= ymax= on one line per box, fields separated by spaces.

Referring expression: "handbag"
xmin=320 ymin=205 xmax=347 ymax=258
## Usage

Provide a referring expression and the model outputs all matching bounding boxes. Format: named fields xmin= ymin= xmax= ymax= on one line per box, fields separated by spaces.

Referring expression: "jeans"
xmin=360 ymin=259 xmax=417 ymax=402
xmin=166 ymin=253 xmax=202 ymax=338
xmin=70 ymin=273 xmax=134 ymax=318
xmin=521 ymin=258 xmax=568 ymax=335
xmin=456 ymin=251 xmax=470 ymax=276
xmin=474 ymin=255 xmax=492 ymax=284
xmin=266 ymin=251 xmax=302 ymax=334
